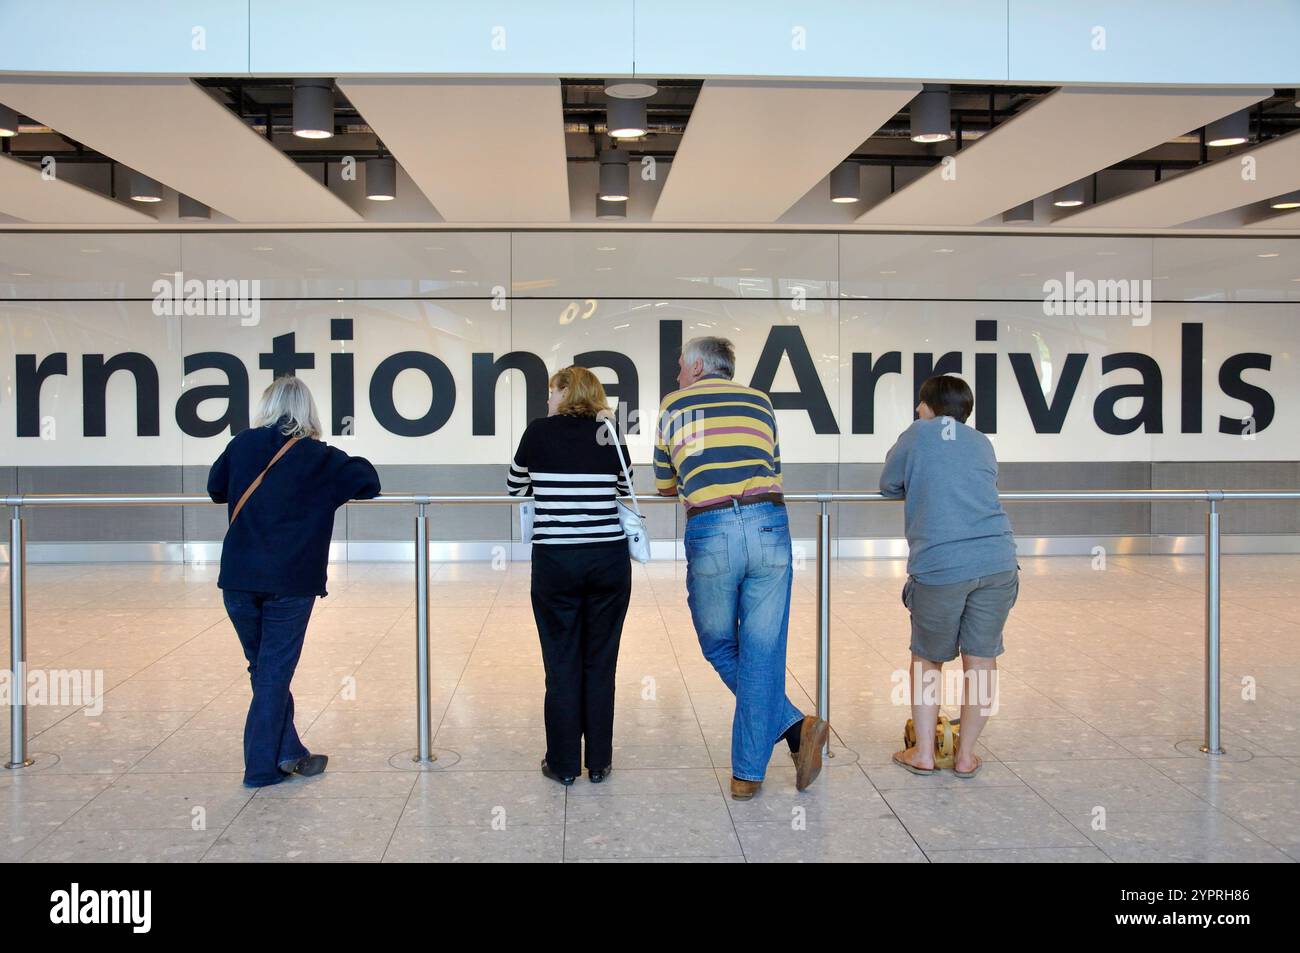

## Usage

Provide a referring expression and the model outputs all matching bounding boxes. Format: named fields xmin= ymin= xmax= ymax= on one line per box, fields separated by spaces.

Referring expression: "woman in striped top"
xmin=506 ymin=366 xmax=632 ymax=786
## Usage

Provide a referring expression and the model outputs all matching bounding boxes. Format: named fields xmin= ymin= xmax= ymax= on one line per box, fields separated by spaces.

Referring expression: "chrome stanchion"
xmin=413 ymin=502 xmax=436 ymax=764
xmin=7 ymin=505 xmax=33 ymax=769
xmin=815 ymin=496 xmax=832 ymax=757
xmin=1201 ymin=495 xmax=1225 ymax=755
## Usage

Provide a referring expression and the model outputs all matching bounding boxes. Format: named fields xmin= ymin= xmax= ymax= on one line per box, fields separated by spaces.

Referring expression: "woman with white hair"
xmin=207 ymin=376 xmax=380 ymax=787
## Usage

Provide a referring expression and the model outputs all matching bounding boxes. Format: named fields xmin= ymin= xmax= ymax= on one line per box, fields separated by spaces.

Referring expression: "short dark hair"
xmin=918 ymin=375 xmax=974 ymax=423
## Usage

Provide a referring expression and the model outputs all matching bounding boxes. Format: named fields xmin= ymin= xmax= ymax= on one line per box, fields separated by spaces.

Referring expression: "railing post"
xmin=7 ymin=505 xmax=33 ymax=769
xmin=815 ymin=496 xmax=832 ymax=757
xmin=1201 ymin=495 xmax=1225 ymax=755
xmin=413 ymin=502 xmax=436 ymax=764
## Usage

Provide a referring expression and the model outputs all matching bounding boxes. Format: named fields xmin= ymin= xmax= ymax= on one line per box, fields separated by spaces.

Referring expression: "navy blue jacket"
xmin=207 ymin=422 xmax=381 ymax=597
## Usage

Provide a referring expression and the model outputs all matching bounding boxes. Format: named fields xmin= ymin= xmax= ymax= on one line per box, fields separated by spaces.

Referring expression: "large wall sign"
xmin=0 ymin=296 xmax=1294 ymax=466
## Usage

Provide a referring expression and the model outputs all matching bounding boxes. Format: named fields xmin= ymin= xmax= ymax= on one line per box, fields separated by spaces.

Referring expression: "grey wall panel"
xmin=352 ymin=465 xmax=512 ymax=541
xmin=180 ymin=464 xmax=226 ymax=541
xmin=837 ymin=463 xmax=905 ymax=536
xmin=0 ymin=467 xmax=16 ymax=520
xmin=1152 ymin=461 xmax=1300 ymax=535
xmin=779 ymin=463 xmax=839 ymax=539
xmin=998 ymin=462 xmax=1152 ymax=537
xmin=17 ymin=466 xmax=183 ymax=542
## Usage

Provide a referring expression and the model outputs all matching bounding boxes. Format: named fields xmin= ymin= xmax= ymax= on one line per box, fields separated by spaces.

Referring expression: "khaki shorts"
xmin=902 ymin=568 xmax=1019 ymax=663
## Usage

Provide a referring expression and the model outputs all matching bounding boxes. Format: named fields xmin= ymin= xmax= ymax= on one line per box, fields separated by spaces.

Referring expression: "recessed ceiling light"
xmin=910 ymin=86 xmax=951 ymax=143
xmin=934 ymin=248 xmax=954 ymax=254
xmin=1269 ymin=190 xmax=1300 ymax=210
xmin=1257 ymin=252 xmax=1280 ymax=258
xmin=607 ymin=99 xmax=647 ymax=139
xmin=365 ymin=156 xmax=396 ymax=201
xmin=252 ymin=245 xmax=273 ymax=252
xmin=1205 ymin=109 xmax=1250 ymax=148
xmin=178 ymin=195 xmax=210 ymax=220
xmin=79 ymin=248 xmax=100 ymax=254
xmin=12 ymin=271 xmax=32 ymax=276
xmin=879 ymin=270 xmax=897 ymax=275
xmin=128 ymin=170 xmax=163 ymax=203
xmin=830 ymin=162 xmax=860 ymax=203
xmin=293 ymin=80 xmax=335 ymax=139
xmin=450 ymin=268 xmax=467 ymax=274
xmin=1053 ymin=180 xmax=1087 ymax=207
xmin=598 ymin=149 xmax=630 ymax=201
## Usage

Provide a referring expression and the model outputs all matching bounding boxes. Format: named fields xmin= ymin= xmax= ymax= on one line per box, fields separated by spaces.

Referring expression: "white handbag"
xmin=603 ymin=419 xmax=652 ymax=564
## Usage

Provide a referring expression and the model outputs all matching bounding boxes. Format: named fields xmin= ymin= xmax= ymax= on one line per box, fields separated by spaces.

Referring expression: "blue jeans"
xmin=684 ymin=501 xmax=804 ymax=781
xmin=222 ymin=590 xmax=315 ymax=787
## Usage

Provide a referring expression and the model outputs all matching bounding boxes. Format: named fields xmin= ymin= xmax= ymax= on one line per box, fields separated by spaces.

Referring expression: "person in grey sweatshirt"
xmin=880 ymin=375 xmax=1018 ymax=779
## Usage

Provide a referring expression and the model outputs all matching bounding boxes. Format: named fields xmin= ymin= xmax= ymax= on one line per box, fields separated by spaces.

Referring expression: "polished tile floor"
xmin=2 ymin=553 xmax=1298 ymax=863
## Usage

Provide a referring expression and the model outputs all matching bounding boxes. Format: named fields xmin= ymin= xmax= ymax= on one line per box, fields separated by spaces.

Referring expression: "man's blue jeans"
xmin=684 ymin=500 xmax=804 ymax=782
xmin=222 ymin=590 xmax=315 ymax=787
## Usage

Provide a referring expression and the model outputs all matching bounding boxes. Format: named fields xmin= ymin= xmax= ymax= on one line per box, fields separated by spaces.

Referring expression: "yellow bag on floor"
xmin=903 ymin=715 xmax=961 ymax=769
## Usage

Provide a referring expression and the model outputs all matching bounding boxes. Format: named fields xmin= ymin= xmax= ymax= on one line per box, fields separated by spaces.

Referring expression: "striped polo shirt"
xmin=654 ymin=375 xmax=783 ymax=509
xmin=507 ymin=414 xmax=631 ymax=546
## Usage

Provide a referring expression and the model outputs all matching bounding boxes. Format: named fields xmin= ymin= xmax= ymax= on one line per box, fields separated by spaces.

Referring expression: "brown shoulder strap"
xmin=229 ymin=436 xmax=303 ymax=524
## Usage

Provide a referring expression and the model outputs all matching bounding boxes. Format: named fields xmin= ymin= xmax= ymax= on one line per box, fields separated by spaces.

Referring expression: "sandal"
xmin=892 ymin=750 xmax=938 ymax=776
xmin=952 ymin=755 xmax=983 ymax=779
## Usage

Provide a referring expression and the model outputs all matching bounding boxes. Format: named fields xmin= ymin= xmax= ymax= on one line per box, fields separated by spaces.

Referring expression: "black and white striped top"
xmin=507 ymin=414 xmax=632 ymax=547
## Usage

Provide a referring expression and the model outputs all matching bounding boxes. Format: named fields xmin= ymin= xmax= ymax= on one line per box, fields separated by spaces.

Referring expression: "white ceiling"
xmin=338 ymin=78 xmax=571 ymax=223
xmin=653 ymin=81 xmax=920 ymax=223
xmin=0 ymin=77 xmax=363 ymax=223
xmin=857 ymin=86 xmax=1272 ymax=226
xmin=0 ymin=77 xmax=1295 ymax=233
xmin=0 ymin=151 xmax=155 ymax=223
xmin=1064 ymin=124 xmax=1300 ymax=228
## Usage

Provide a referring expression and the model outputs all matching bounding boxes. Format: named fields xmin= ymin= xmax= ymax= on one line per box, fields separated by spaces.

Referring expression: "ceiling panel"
xmin=1065 ymin=129 xmax=1300 ymax=228
xmin=0 ymin=77 xmax=363 ymax=223
xmin=0 ymin=153 xmax=154 ymax=224
xmin=338 ymin=78 xmax=570 ymax=223
xmin=857 ymin=87 xmax=1272 ymax=226
xmin=653 ymin=81 xmax=920 ymax=223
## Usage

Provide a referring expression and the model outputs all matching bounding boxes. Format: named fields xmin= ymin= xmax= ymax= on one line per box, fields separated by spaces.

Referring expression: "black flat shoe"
xmin=540 ymin=759 xmax=575 ymax=786
xmin=296 ymin=753 xmax=328 ymax=777
xmin=279 ymin=754 xmax=329 ymax=777
xmin=588 ymin=766 xmax=612 ymax=784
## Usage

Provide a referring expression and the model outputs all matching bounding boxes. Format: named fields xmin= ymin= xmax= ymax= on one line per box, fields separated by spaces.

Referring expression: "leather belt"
xmin=686 ymin=492 xmax=785 ymax=521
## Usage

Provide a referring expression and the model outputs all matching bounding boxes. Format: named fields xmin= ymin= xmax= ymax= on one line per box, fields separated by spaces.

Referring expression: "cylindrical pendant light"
xmin=1003 ymin=200 xmax=1034 ymax=223
xmin=597 ymin=193 xmax=627 ymax=219
xmin=910 ymin=85 xmax=951 ymax=143
xmin=178 ymin=194 xmax=211 ymax=220
xmin=606 ymin=98 xmax=647 ymax=139
xmin=1269 ymin=189 xmax=1300 ymax=210
xmin=0 ymin=104 xmax=18 ymax=137
xmin=598 ymin=149 xmax=630 ymax=201
xmin=128 ymin=169 xmax=163 ymax=203
xmin=366 ymin=156 xmax=396 ymax=201
xmin=293 ymin=80 xmax=334 ymax=139
xmin=1052 ymin=179 xmax=1086 ymax=208
xmin=1205 ymin=109 xmax=1250 ymax=147
xmin=829 ymin=162 xmax=860 ymax=203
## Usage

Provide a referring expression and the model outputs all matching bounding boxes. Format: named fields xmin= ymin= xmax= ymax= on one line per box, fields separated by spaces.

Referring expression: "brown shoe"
xmin=792 ymin=715 xmax=830 ymax=791
xmin=730 ymin=776 xmax=762 ymax=800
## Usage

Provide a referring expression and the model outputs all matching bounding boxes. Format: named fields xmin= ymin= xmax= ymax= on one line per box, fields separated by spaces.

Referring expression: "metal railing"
xmin=4 ymin=488 xmax=1299 ymax=770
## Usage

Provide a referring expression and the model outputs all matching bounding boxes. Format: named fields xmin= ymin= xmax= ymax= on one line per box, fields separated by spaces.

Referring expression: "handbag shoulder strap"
xmin=229 ymin=435 xmax=303 ymax=524
xmin=601 ymin=418 xmax=642 ymax=517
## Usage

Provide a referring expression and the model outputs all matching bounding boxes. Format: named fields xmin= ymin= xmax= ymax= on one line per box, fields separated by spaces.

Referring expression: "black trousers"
xmin=530 ymin=542 xmax=632 ymax=776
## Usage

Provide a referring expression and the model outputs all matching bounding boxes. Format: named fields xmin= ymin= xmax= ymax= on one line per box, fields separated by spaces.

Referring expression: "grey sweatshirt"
xmin=879 ymin=417 xmax=1018 ymax=585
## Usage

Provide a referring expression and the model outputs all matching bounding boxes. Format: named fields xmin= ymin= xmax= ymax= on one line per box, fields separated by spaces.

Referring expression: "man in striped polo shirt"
xmin=655 ymin=336 xmax=830 ymax=800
